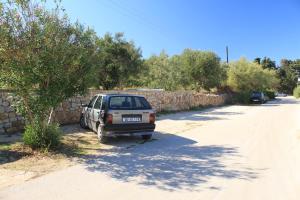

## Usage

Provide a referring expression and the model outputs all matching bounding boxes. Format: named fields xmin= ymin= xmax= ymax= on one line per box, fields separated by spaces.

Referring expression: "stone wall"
xmin=0 ymin=89 xmax=228 ymax=134
xmin=0 ymin=90 xmax=24 ymax=134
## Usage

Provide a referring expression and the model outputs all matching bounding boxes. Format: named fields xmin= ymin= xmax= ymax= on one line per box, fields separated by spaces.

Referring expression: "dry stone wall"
xmin=0 ymin=89 xmax=228 ymax=134
xmin=0 ymin=90 xmax=24 ymax=134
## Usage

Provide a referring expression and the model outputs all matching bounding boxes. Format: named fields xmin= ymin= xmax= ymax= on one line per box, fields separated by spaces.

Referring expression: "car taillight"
xmin=106 ymin=114 xmax=113 ymax=124
xmin=149 ymin=113 xmax=155 ymax=124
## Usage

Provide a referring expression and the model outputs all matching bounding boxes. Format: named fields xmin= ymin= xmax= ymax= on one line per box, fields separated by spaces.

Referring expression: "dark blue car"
xmin=250 ymin=92 xmax=267 ymax=104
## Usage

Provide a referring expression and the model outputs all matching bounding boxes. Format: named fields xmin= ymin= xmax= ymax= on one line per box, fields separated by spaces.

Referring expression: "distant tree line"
xmin=254 ymin=57 xmax=300 ymax=94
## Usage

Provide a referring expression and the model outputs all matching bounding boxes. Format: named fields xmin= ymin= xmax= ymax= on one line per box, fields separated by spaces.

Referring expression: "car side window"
xmin=93 ymin=96 xmax=102 ymax=109
xmin=88 ymin=96 xmax=97 ymax=108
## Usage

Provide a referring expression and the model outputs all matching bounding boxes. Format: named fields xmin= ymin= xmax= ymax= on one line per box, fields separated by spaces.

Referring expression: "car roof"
xmin=96 ymin=93 xmax=145 ymax=98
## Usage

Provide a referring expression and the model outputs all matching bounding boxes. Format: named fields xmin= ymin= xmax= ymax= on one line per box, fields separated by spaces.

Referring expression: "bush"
xmin=231 ymin=91 xmax=251 ymax=104
xmin=294 ymin=86 xmax=300 ymax=98
xmin=23 ymin=121 xmax=61 ymax=150
xmin=264 ymin=90 xmax=276 ymax=99
xmin=227 ymin=58 xmax=279 ymax=92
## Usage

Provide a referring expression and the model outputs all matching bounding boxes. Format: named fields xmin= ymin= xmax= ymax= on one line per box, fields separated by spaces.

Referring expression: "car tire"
xmin=80 ymin=115 xmax=88 ymax=129
xmin=142 ymin=134 xmax=152 ymax=140
xmin=97 ymin=125 xmax=108 ymax=144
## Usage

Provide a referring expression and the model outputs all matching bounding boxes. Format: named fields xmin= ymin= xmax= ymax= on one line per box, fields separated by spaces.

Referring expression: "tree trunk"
xmin=47 ymin=107 xmax=54 ymax=125
xmin=22 ymin=96 xmax=34 ymax=124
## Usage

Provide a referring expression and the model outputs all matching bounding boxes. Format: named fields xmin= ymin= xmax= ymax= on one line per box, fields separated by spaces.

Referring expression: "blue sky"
xmin=48 ymin=0 xmax=300 ymax=65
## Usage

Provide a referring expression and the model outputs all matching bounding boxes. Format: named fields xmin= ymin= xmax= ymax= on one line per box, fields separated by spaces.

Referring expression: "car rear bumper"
xmin=250 ymin=98 xmax=263 ymax=102
xmin=103 ymin=123 xmax=155 ymax=136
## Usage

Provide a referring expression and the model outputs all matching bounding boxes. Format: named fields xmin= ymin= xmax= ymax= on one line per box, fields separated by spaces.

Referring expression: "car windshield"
xmin=109 ymin=96 xmax=152 ymax=110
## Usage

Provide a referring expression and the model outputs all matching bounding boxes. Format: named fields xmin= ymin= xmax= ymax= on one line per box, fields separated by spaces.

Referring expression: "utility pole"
xmin=226 ymin=46 xmax=229 ymax=63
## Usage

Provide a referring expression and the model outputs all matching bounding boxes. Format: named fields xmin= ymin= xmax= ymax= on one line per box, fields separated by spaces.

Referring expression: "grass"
xmin=0 ymin=142 xmax=15 ymax=151
xmin=294 ymin=86 xmax=300 ymax=99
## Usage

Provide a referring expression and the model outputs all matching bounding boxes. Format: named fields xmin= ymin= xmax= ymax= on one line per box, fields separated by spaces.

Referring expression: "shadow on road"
xmin=82 ymin=132 xmax=260 ymax=191
xmin=158 ymin=108 xmax=243 ymax=122
xmin=0 ymin=149 xmax=31 ymax=165
xmin=268 ymin=97 xmax=299 ymax=105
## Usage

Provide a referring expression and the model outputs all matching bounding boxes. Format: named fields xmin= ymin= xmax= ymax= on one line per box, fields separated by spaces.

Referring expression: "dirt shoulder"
xmin=0 ymin=125 xmax=102 ymax=189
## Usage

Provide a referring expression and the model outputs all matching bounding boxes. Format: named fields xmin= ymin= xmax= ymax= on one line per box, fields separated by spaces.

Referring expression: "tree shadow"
xmin=0 ymin=147 xmax=32 ymax=165
xmin=0 ymin=150 xmax=31 ymax=164
xmin=61 ymin=124 xmax=92 ymax=135
xmin=158 ymin=107 xmax=243 ymax=122
xmin=82 ymin=132 xmax=260 ymax=191
xmin=0 ymin=132 xmax=31 ymax=165
xmin=270 ymin=97 xmax=300 ymax=105
xmin=258 ymin=98 xmax=299 ymax=107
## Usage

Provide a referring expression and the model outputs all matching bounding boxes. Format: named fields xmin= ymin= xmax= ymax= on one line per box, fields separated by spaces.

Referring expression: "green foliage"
xmin=0 ymin=0 xmax=98 ymax=150
xmin=0 ymin=0 xmax=97 ymax=126
xmin=95 ymin=33 xmax=143 ymax=90
xmin=264 ymin=90 xmax=276 ymax=99
xmin=261 ymin=57 xmax=277 ymax=70
xmin=23 ymin=121 xmax=61 ymax=150
xmin=142 ymin=52 xmax=172 ymax=90
xmin=293 ymin=86 xmax=300 ymax=99
xmin=227 ymin=58 xmax=279 ymax=93
xmin=141 ymin=49 xmax=226 ymax=91
xmin=141 ymin=52 xmax=190 ymax=91
xmin=254 ymin=57 xmax=261 ymax=65
xmin=278 ymin=59 xmax=299 ymax=94
xmin=231 ymin=91 xmax=251 ymax=104
xmin=180 ymin=49 xmax=225 ymax=91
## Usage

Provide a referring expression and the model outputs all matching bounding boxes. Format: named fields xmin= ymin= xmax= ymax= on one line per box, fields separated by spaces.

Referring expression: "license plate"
xmin=122 ymin=117 xmax=141 ymax=123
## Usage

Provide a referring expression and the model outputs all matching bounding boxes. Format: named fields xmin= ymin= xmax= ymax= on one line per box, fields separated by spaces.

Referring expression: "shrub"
xmin=231 ymin=91 xmax=251 ymax=104
xmin=227 ymin=58 xmax=279 ymax=92
xmin=264 ymin=90 xmax=276 ymax=99
xmin=293 ymin=86 xmax=300 ymax=99
xmin=23 ymin=121 xmax=61 ymax=150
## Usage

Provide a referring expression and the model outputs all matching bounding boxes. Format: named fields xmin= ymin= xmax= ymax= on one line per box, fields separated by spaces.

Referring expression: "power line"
xmin=103 ymin=0 xmax=173 ymax=42
xmin=109 ymin=0 xmax=164 ymax=33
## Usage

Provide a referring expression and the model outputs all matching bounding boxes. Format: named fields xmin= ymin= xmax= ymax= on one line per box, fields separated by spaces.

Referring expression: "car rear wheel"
xmin=80 ymin=115 xmax=88 ymax=129
xmin=142 ymin=134 xmax=152 ymax=140
xmin=97 ymin=125 xmax=108 ymax=143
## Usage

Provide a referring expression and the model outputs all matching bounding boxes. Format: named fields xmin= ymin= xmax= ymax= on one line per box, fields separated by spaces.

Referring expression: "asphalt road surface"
xmin=1 ymin=97 xmax=300 ymax=200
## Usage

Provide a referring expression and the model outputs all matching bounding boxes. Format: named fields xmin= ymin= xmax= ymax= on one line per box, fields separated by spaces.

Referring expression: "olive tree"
xmin=180 ymin=49 xmax=225 ymax=91
xmin=95 ymin=33 xmax=143 ymax=90
xmin=142 ymin=51 xmax=188 ymax=91
xmin=0 ymin=0 xmax=98 ymax=149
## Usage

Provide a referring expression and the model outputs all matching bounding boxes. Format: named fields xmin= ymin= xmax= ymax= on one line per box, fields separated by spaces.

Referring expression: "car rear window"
xmin=109 ymin=96 xmax=152 ymax=110
xmin=252 ymin=92 xmax=261 ymax=97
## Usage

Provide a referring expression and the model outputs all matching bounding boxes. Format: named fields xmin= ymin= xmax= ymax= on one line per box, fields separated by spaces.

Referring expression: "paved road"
xmin=1 ymin=97 xmax=300 ymax=200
